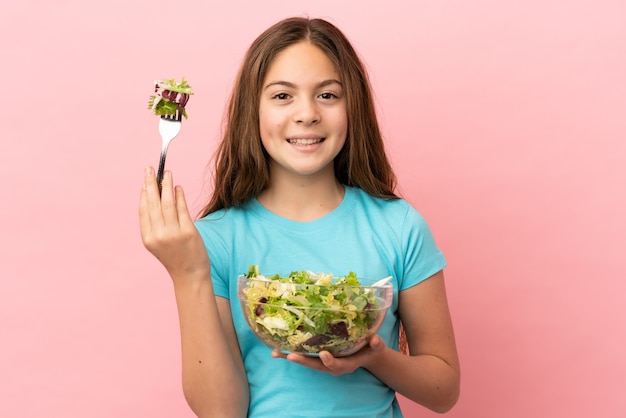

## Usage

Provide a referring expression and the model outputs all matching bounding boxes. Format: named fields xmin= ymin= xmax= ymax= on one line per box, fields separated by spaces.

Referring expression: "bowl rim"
xmin=237 ymin=275 xmax=393 ymax=308
xmin=240 ymin=299 xmax=391 ymax=311
xmin=236 ymin=274 xmax=393 ymax=288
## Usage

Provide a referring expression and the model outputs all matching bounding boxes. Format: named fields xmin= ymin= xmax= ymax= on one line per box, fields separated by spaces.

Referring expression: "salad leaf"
xmin=148 ymin=77 xmax=193 ymax=119
xmin=155 ymin=78 xmax=193 ymax=94
xmin=241 ymin=266 xmax=390 ymax=355
xmin=246 ymin=264 xmax=260 ymax=278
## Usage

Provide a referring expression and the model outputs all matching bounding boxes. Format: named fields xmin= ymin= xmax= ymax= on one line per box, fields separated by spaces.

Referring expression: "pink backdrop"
xmin=2 ymin=0 xmax=625 ymax=416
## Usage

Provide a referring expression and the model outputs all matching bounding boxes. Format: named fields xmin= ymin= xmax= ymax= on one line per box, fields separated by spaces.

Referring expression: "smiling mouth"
xmin=287 ymin=138 xmax=325 ymax=145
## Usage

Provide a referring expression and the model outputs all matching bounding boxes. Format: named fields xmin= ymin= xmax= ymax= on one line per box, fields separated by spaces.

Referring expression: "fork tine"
xmin=160 ymin=108 xmax=183 ymax=121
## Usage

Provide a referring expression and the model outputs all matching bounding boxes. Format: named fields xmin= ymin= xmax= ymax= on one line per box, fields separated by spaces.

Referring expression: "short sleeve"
xmin=399 ymin=206 xmax=447 ymax=291
xmin=194 ymin=219 xmax=231 ymax=299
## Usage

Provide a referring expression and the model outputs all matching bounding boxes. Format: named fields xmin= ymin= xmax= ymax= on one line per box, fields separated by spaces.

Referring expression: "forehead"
xmin=264 ymin=41 xmax=340 ymax=84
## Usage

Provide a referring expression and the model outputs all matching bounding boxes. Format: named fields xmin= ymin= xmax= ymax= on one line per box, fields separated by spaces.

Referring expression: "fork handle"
xmin=156 ymin=149 xmax=167 ymax=194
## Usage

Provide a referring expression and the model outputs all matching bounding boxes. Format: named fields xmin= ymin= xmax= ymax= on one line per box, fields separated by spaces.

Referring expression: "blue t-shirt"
xmin=195 ymin=186 xmax=446 ymax=418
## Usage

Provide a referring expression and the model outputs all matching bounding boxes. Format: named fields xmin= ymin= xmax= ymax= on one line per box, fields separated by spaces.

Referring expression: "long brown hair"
xmin=198 ymin=17 xmax=398 ymax=218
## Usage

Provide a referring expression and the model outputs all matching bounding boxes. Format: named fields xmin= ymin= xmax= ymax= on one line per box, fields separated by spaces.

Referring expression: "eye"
xmin=272 ymin=92 xmax=291 ymax=100
xmin=319 ymin=92 xmax=338 ymax=100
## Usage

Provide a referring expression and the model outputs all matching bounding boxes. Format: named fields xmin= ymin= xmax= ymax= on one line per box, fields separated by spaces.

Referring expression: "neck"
xmin=257 ymin=168 xmax=345 ymax=222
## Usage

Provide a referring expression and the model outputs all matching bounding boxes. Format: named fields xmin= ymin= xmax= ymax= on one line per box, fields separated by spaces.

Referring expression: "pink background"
xmin=2 ymin=0 xmax=625 ymax=416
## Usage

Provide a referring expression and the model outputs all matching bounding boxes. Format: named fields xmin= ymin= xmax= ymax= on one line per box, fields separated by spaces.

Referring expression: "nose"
xmin=293 ymin=98 xmax=320 ymax=125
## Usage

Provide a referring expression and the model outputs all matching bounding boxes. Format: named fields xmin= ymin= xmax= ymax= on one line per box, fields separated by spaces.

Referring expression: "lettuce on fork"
xmin=148 ymin=78 xmax=193 ymax=119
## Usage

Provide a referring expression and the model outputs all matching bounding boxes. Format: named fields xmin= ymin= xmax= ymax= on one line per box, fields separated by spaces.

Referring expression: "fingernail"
xmin=164 ymin=170 xmax=171 ymax=179
xmin=145 ymin=167 xmax=153 ymax=176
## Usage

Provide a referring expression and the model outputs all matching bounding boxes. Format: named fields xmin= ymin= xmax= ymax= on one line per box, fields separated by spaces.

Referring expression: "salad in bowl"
xmin=238 ymin=265 xmax=393 ymax=357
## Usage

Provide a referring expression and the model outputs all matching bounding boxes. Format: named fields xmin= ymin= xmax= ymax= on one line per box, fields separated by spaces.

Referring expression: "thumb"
xmin=368 ymin=334 xmax=386 ymax=352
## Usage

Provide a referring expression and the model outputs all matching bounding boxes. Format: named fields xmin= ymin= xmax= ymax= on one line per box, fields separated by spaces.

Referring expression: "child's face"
xmin=259 ymin=41 xmax=347 ymax=180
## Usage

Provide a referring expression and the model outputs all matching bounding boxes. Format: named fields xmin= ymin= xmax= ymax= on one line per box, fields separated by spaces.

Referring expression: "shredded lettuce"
xmin=241 ymin=265 xmax=389 ymax=355
xmin=148 ymin=77 xmax=193 ymax=119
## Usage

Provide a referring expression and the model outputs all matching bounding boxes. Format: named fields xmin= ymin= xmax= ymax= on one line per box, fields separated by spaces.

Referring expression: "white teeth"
xmin=288 ymin=138 xmax=323 ymax=145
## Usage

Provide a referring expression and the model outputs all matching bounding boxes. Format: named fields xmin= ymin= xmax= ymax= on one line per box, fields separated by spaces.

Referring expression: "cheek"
xmin=340 ymin=118 xmax=348 ymax=136
xmin=259 ymin=114 xmax=279 ymax=152
xmin=259 ymin=110 xmax=283 ymax=136
xmin=331 ymin=105 xmax=348 ymax=133
xmin=334 ymin=113 xmax=348 ymax=139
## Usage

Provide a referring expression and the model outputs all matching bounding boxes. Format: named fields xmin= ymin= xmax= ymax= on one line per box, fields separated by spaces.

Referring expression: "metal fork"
xmin=156 ymin=109 xmax=182 ymax=193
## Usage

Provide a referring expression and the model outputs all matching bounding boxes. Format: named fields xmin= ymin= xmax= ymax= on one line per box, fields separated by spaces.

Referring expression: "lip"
xmin=286 ymin=133 xmax=325 ymax=140
xmin=287 ymin=138 xmax=325 ymax=146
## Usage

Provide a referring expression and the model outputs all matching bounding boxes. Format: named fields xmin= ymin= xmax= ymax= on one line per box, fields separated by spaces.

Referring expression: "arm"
xmin=278 ymin=270 xmax=459 ymax=413
xmin=139 ymin=168 xmax=249 ymax=418
xmin=366 ymin=270 xmax=460 ymax=412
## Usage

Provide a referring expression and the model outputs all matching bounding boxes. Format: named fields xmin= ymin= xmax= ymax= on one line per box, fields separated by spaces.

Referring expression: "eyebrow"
xmin=263 ymin=79 xmax=342 ymax=90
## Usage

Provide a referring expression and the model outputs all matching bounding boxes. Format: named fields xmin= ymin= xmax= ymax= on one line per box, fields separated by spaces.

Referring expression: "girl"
xmin=140 ymin=17 xmax=460 ymax=418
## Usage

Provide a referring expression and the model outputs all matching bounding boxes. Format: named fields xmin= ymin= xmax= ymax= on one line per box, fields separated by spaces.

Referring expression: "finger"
xmin=285 ymin=353 xmax=329 ymax=373
xmin=143 ymin=166 xmax=164 ymax=228
xmin=318 ymin=351 xmax=337 ymax=370
xmin=138 ymin=183 xmax=152 ymax=241
xmin=174 ymin=185 xmax=195 ymax=229
xmin=160 ymin=171 xmax=179 ymax=225
xmin=368 ymin=334 xmax=385 ymax=352
xmin=271 ymin=349 xmax=288 ymax=359
xmin=320 ymin=351 xmax=363 ymax=376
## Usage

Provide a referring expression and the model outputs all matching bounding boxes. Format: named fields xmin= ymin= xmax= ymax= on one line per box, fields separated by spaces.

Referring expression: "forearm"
xmin=173 ymin=274 xmax=249 ymax=418
xmin=139 ymin=170 xmax=249 ymax=416
xmin=365 ymin=346 xmax=460 ymax=413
